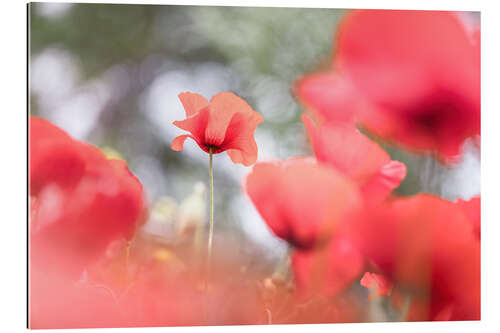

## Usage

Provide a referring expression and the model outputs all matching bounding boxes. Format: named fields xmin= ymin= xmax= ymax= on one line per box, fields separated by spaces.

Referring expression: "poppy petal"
xmin=337 ymin=10 xmax=478 ymax=109
xmin=361 ymin=160 xmax=407 ymax=205
xmin=351 ymin=194 xmax=480 ymax=320
xmin=172 ymin=107 xmax=210 ymax=147
xmin=178 ymin=91 xmax=209 ymax=117
xmin=30 ymin=117 xmax=86 ymax=195
xmin=302 ymin=114 xmax=389 ymax=184
xmin=281 ymin=161 xmax=361 ymax=248
xmin=171 ymin=134 xmax=196 ymax=152
xmin=336 ymin=10 xmax=480 ymax=160
xmin=360 ymin=272 xmax=393 ymax=297
xmin=245 ymin=158 xmax=361 ymax=248
xmin=29 ymin=116 xmax=144 ymax=277
xmin=294 ymin=71 xmax=360 ymax=125
xmin=204 ymin=92 xmax=258 ymax=147
xmin=222 ymin=111 xmax=264 ymax=166
xmin=292 ymin=234 xmax=364 ymax=297
xmin=456 ymin=196 xmax=481 ymax=239
xmin=244 ymin=161 xmax=287 ymax=237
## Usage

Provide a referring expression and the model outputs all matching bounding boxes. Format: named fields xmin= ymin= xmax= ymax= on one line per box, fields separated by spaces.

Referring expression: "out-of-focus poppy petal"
xmin=360 ymin=272 xmax=393 ymax=297
xmin=433 ymin=305 xmax=455 ymax=321
xmin=351 ymin=194 xmax=480 ymax=320
xmin=30 ymin=117 xmax=86 ymax=195
xmin=292 ymin=233 xmax=364 ymax=298
xmin=322 ymin=235 xmax=365 ymax=295
xmin=244 ymin=162 xmax=285 ymax=238
xmin=472 ymin=27 xmax=480 ymax=49
xmin=303 ymin=114 xmax=406 ymax=202
xmin=29 ymin=116 xmax=144 ymax=277
xmin=245 ymin=158 xmax=361 ymax=249
xmin=171 ymin=134 xmax=196 ymax=152
xmin=31 ymin=147 xmax=144 ymax=276
xmin=302 ymin=114 xmax=389 ymax=184
xmin=30 ymin=116 xmax=72 ymax=142
xmin=178 ymin=91 xmax=209 ymax=117
xmin=456 ymin=196 xmax=481 ymax=239
xmin=107 ymin=158 xmax=145 ymax=237
xmin=361 ymin=160 xmax=407 ymax=205
xmin=337 ymin=10 xmax=478 ymax=109
xmin=280 ymin=161 xmax=360 ymax=248
xmin=294 ymin=71 xmax=359 ymax=125
xmin=336 ymin=10 xmax=480 ymax=160
xmin=30 ymin=141 xmax=86 ymax=196
xmin=204 ymin=92 xmax=257 ymax=147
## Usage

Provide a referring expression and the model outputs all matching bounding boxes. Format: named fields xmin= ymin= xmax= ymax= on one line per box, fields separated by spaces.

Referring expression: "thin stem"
xmin=207 ymin=147 xmax=214 ymax=277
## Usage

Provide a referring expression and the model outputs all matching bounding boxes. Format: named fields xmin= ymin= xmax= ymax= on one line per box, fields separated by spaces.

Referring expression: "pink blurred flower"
xmin=29 ymin=116 xmax=145 ymax=277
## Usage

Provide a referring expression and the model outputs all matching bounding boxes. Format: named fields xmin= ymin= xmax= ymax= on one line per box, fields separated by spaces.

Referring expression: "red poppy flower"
xmin=29 ymin=116 xmax=145 ymax=277
xmin=286 ymin=116 xmax=405 ymax=298
xmin=244 ymin=157 xmax=361 ymax=249
xmin=351 ymin=194 xmax=480 ymax=320
xmin=302 ymin=114 xmax=406 ymax=205
xmin=171 ymin=91 xmax=264 ymax=166
xmin=335 ymin=10 xmax=480 ymax=161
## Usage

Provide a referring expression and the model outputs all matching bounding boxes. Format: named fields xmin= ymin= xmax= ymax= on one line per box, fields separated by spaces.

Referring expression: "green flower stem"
xmin=207 ymin=147 xmax=214 ymax=279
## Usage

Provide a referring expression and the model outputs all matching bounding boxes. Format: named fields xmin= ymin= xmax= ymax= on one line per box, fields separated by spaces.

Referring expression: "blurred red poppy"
xmin=29 ymin=116 xmax=145 ymax=277
xmin=171 ymin=91 xmax=264 ymax=166
xmin=244 ymin=157 xmax=361 ymax=249
xmin=335 ymin=10 xmax=480 ymax=161
xmin=351 ymin=194 xmax=480 ymax=320
xmin=286 ymin=116 xmax=405 ymax=298
xmin=302 ymin=114 xmax=406 ymax=205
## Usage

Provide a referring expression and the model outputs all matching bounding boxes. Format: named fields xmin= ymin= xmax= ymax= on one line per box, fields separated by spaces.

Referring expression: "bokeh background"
xmin=29 ymin=3 xmax=480 ymax=264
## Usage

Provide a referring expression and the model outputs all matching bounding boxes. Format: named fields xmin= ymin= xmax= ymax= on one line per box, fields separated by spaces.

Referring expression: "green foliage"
xmin=30 ymin=3 xmax=159 ymax=78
